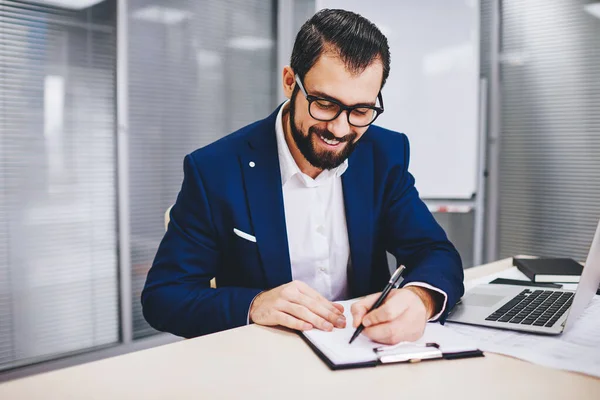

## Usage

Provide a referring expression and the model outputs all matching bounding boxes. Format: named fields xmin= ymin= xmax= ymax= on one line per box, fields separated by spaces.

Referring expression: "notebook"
xmin=513 ymin=257 xmax=583 ymax=283
xmin=300 ymin=299 xmax=483 ymax=370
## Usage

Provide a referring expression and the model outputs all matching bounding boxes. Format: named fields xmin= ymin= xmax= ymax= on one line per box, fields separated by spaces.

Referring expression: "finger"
xmin=294 ymin=281 xmax=343 ymax=316
xmin=291 ymin=293 xmax=346 ymax=328
xmin=333 ymin=302 xmax=345 ymax=313
xmin=296 ymin=283 xmax=344 ymax=316
xmin=362 ymin=300 xmax=409 ymax=327
xmin=364 ymin=313 xmax=427 ymax=345
xmin=282 ymin=302 xmax=334 ymax=331
xmin=274 ymin=311 xmax=313 ymax=331
xmin=285 ymin=286 xmax=345 ymax=328
xmin=350 ymin=293 xmax=381 ymax=328
xmin=363 ymin=320 xmax=402 ymax=345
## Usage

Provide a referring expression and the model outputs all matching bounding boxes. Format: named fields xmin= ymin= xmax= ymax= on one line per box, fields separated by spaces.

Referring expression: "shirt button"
xmin=316 ymin=225 xmax=325 ymax=234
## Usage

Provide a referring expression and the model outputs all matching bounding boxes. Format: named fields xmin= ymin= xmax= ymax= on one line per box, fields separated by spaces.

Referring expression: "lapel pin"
xmin=249 ymin=161 xmax=256 ymax=168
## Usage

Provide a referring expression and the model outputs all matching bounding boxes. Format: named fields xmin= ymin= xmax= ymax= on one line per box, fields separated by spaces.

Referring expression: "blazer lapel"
xmin=239 ymin=109 xmax=292 ymax=288
xmin=342 ymin=139 xmax=374 ymax=297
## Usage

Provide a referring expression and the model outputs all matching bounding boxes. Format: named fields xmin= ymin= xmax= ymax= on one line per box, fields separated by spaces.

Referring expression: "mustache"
xmin=310 ymin=127 xmax=357 ymax=143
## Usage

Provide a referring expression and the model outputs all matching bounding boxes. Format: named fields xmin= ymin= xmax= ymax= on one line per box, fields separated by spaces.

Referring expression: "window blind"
xmin=498 ymin=0 xmax=600 ymax=261
xmin=127 ymin=0 xmax=277 ymax=338
xmin=0 ymin=0 xmax=118 ymax=371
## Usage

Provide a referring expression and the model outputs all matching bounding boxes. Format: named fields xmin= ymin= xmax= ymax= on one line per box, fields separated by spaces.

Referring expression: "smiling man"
xmin=142 ymin=9 xmax=464 ymax=345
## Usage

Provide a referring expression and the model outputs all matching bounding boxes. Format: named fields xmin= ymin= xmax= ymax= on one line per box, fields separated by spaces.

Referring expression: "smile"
xmin=318 ymin=134 xmax=342 ymax=147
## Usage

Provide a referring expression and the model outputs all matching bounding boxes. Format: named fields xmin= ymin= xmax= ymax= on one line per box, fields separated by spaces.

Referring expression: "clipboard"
xmin=300 ymin=327 xmax=483 ymax=370
xmin=300 ymin=299 xmax=483 ymax=370
xmin=373 ymin=340 xmax=484 ymax=364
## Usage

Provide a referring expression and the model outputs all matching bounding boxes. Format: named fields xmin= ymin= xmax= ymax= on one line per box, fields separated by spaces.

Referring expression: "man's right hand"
xmin=249 ymin=280 xmax=346 ymax=332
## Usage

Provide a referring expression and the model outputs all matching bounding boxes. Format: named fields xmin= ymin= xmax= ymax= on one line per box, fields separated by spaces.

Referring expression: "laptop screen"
xmin=565 ymin=220 xmax=600 ymax=331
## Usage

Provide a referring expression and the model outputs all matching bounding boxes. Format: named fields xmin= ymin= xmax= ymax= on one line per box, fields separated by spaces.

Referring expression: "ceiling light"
xmin=28 ymin=0 xmax=104 ymax=9
xmin=132 ymin=6 xmax=192 ymax=25
xmin=227 ymin=36 xmax=274 ymax=51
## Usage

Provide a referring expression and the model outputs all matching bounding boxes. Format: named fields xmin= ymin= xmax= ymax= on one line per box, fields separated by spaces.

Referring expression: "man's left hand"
xmin=350 ymin=287 xmax=437 ymax=345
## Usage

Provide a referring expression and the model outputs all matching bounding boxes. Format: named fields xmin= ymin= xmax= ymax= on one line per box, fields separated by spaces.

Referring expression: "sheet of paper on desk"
xmin=302 ymin=299 xmax=477 ymax=366
xmin=446 ymin=296 xmax=600 ymax=378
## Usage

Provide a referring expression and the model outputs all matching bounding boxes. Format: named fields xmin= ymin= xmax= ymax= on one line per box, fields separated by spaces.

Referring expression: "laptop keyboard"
xmin=485 ymin=289 xmax=574 ymax=328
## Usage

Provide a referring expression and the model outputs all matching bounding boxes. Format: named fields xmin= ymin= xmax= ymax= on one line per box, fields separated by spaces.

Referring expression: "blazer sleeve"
xmin=141 ymin=154 xmax=262 ymax=338
xmin=382 ymin=134 xmax=464 ymax=322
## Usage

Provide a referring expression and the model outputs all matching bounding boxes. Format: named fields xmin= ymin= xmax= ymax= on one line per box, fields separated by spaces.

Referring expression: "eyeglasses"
xmin=294 ymin=75 xmax=384 ymax=128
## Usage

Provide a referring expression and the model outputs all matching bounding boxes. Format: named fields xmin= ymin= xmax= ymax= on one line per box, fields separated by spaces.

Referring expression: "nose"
xmin=326 ymin=110 xmax=351 ymax=139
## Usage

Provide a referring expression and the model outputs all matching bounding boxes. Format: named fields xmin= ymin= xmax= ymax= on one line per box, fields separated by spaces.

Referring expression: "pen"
xmin=349 ymin=265 xmax=406 ymax=344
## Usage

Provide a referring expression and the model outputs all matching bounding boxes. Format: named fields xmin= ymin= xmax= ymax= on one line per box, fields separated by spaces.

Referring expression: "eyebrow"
xmin=309 ymin=89 xmax=378 ymax=107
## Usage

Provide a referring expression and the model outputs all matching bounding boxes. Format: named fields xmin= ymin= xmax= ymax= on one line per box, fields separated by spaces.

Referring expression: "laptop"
xmin=447 ymin=220 xmax=600 ymax=335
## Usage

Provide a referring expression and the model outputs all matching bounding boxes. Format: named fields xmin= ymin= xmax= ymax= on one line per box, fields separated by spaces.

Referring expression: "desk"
xmin=0 ymin=258 xmax=598 ymax=399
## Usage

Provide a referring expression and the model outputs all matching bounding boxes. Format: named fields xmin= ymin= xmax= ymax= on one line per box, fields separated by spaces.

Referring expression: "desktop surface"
xmin=0 ymin=259 xmax=598 ymax=400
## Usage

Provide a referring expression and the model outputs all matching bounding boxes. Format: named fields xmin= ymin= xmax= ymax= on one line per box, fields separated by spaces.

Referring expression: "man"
xmin=142 ymin=9 xmax=464 ymax=345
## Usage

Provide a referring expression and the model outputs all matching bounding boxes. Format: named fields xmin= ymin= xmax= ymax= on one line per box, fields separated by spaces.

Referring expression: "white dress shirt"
xmin=250 ymin=101 xmax=448 ymax=320
xmin=275 ymin=101 xmax=351 ymax=301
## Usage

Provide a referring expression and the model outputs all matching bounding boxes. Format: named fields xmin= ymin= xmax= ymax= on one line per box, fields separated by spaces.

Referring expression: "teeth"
xmin=320 ymin=135 xmax=340 ymax=145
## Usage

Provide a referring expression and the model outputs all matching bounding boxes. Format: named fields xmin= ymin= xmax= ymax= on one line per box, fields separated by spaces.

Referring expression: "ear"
xmin=282 ymin=66 xmax=296 ymax=99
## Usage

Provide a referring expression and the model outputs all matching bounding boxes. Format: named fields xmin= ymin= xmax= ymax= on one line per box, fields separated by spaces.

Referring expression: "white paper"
xmin=302 ymin=300 xmax=377 ymax=364
xmin=446 ymin=294 xmax=600 ymax=378
xmin=302 ymin=299 xmax=477 ymax=366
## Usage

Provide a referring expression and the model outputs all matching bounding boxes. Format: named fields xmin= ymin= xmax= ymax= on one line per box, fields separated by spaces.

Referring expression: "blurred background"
xmin=0 ymin=0 xmax=599 ymax=379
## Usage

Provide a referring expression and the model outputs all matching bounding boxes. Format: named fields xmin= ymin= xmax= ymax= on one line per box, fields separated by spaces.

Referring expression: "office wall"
xmin=293 ymin=0 xmax=315 ymax=33
xmin=126 ymin=0 xmax=277 ymax=338
xmin=434 ymin=211 xmax=475 ymax=268
xmin=0 ymin=0 xmax=118 ymax=371
xmin=0 ymin=0 xmax=278 ymax=373
xmin=497 ymin=0 xmax=600 ymax=261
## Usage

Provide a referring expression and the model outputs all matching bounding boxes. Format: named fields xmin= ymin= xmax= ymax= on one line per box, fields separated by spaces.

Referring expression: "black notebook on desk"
xmin=300 ymin=299 xmax=483 ymax=370
xmin=513 ymin=257 xmax=583 ymax=283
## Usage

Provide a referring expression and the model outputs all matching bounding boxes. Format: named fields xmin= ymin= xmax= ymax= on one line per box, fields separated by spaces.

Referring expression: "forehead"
xmin=303 ymin=52 xmax=383 ymax=105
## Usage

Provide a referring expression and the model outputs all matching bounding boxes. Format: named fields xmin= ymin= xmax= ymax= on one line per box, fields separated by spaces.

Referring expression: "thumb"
xmin=350 ymin=293 xmax=381 ymax=328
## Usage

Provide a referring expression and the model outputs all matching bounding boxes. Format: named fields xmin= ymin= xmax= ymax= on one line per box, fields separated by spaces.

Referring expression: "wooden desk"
xmin=1 ymin=258 xmax=598 ymax=399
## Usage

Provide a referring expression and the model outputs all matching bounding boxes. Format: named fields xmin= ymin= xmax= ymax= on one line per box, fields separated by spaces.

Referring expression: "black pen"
xmin=349 ymin=265 xmax=406 ymax=344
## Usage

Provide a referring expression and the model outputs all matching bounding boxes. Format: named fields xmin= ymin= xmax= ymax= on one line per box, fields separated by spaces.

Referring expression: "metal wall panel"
xmin=498 ymin=0 xmax=600 ymax=261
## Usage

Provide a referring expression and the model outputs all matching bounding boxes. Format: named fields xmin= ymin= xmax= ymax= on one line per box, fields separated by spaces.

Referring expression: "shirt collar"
xmin=275 ymin=100 xmax=348 ymax=187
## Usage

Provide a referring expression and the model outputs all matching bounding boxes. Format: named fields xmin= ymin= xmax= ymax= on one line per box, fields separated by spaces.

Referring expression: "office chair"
xmin=165 ymin=206 xmax=217 ymax=289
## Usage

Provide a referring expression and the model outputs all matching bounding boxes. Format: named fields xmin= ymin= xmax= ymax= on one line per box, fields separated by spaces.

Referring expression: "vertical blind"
xmin=127 ymin=0 xmax=277 ymax=338
xmin=498 ymin=0 xmax=600 ymax=261
xmin=0 ymin=0 xmax=118 ymax=371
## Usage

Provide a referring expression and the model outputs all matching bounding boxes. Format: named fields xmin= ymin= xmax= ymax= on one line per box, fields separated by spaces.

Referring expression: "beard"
xmin=288 ymin=88 xmax=359 ymax=170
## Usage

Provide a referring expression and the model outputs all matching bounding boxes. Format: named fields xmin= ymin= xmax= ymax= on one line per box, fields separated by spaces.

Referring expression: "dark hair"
xmin=290 ymin=9 xmax=391 ymax=88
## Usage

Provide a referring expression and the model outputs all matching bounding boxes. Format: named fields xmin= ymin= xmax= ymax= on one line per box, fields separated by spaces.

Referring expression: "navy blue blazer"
xmin=142 ymin=106 xmax=464 ymax=338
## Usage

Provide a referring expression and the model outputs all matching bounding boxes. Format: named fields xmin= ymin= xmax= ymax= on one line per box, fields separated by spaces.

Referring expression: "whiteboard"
xmin=315 ymin=0 xmax=480 ymax=199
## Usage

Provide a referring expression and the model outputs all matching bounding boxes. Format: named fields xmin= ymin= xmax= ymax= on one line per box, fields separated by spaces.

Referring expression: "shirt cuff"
xmin=246 ymin=291 xmax=264 ymax=325
xmin=402 ymin=282 xmax=448 ymax=322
